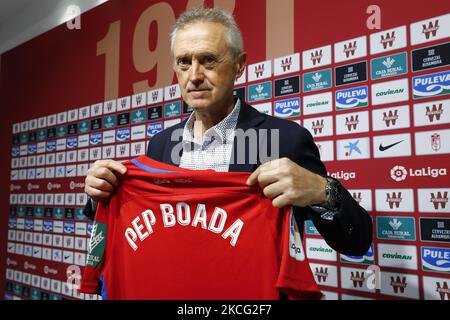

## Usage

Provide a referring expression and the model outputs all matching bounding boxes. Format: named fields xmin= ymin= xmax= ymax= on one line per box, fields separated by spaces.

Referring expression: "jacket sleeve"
xmin=291 ymin=126 xmax=373 ymax=256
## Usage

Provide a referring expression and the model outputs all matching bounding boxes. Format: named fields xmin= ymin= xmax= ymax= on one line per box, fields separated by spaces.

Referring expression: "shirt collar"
xmin=182 ymin=98 xmax=241 ymax=147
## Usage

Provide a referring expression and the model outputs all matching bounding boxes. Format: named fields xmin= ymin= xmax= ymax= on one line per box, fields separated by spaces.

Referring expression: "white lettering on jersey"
xmin=124 ymin=202 xmax=244 ymax=250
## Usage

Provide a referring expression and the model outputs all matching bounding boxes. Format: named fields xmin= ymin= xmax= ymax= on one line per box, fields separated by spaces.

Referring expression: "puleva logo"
xmin=89 ymin=132 xmax=102 ymax=145
xmin=46 ymin=140 xmax=56 ymax=152
xmin=147 ymin=122 xmax=163 ymax=137
xmin=413 ymin=70 xmax=450 ymax=99
xmin=116 ymin=128 xmax=130 ymax=142
xmin=274 ymin=97 xmax=300 ymax=118
xmin=28 ymin=144 xmax=37 ymax=154
xmin=63 ymin=222 xmax=75 ymax=234
xmin=341 ymin=243 xmax=374 ymax=264
xmin=336 ymin=86 xmax=368 ymax=110
xmin=67 ymin=137 xmax=78 ymax=149
xmin=421 ymin=247 xmax=450 ymax=273
xmin=12 ymin=146 xmax=19 ymax=157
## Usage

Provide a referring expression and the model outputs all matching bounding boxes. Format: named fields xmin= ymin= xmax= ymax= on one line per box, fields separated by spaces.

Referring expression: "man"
xmin=84 ymin=8 xmax=372 ymax=256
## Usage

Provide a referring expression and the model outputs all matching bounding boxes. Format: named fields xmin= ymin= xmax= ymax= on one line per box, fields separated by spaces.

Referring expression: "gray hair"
xmin=170 ymin=7 xmax=244 ymax=61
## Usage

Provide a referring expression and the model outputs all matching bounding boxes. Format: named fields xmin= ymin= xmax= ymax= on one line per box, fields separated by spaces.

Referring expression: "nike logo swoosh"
xmin=379 ymin=140 xmax=403 ymax=151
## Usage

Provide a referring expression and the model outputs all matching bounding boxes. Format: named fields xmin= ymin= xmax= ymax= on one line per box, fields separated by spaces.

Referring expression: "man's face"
xmin=173 ymin=22 xmax=245 ymax=113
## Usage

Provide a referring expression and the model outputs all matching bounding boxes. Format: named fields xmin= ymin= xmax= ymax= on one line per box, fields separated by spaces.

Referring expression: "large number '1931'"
xmin=97 ymin=0 xmax=294 ymax=100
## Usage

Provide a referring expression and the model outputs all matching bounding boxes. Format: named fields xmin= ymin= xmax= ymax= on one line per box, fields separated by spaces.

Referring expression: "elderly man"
xmin=84 ymin=8 xmax=372 ymax=256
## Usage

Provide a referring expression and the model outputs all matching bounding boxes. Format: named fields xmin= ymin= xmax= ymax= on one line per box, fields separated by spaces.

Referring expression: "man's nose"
xmin=189 ymin=60 xmax=205 ymax=84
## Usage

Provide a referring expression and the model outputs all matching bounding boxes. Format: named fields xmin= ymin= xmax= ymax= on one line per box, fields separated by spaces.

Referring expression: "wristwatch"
xmin=323 ymin=177 xmax=343 ymax=210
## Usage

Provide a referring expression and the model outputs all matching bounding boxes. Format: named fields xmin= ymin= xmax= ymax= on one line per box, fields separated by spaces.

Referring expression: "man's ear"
xmin=235 ymin=52 xmax=247 ymax=80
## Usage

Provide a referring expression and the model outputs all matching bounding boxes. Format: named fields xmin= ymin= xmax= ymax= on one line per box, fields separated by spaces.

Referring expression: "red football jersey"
xmin=79 ymin=156 xmax=322 ymax=300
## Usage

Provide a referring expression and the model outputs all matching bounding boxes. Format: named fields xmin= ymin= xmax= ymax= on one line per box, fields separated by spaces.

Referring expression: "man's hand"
xmin=246 ymin=158 xmax=328 ymax=208
xmin=85 ymin=160 xmax=127 ymax=202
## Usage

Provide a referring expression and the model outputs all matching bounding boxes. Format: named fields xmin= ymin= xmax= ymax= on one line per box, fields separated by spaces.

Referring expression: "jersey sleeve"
xmin=275 ymin=207 xmax=323 ymax=300
xmin=78 ymin=198 xmax=111 ymax=295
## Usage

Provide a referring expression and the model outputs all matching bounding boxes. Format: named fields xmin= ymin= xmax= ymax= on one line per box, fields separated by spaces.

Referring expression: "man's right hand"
xmin=85 ymin=160 xmax=127 ymax=202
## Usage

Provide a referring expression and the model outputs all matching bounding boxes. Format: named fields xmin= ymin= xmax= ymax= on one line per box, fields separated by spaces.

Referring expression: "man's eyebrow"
xmin=176 ymin=51 xmax=219 ymax=58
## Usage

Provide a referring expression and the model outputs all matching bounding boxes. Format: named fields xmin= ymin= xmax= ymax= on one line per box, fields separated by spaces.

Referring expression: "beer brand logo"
xmin=152 ymin=91 xmax=159 ymax=101
xmin=345 ymin=115 xmax=359 ymax=131
xmin=430 ymin=192 xmax=448 ymax=209
xmin=422 ymin=20 xmax=440 ymax=39
xmin=380 ymin=31 xmax=396 ymax=49
xmin=386 ymin=192 xmax=403 ymax=209
xmin=169 ymin=87 xmax=177 ymax=98
xmin=426 ymin=104 xmax=443 ymax=122
xmin=352 ymin=192 xmax=362 ymax=204
xmin=311 ymin=50 xmax=323 ymax=65
xmin=436 ymin=281 xmax=450 ymax=300
xmin=344 ymin=41 xmax=357 ymax=58
xmin=390 ymin=276 xmax=407 ymax=294
xmin=135 ymin=143 xmax=142 ymax=154
xmin=254 ymin=64 xmax=264 ymax=78
xmin=383 ymin=110 xmax=399 ymax=127
xmin=350 ymin=271 xmax=365 ymax=287
xmin=281 ymin=57 xmax=292 ymax=72
xmin=315 ymin=267 xmax=329 ymax=282
xmin=311 ymin=119 xmax=324 ymax=135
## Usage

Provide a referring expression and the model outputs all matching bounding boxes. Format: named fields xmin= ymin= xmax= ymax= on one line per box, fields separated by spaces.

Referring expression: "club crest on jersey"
xmin=125 ymin=202 xmax=244 ymax=251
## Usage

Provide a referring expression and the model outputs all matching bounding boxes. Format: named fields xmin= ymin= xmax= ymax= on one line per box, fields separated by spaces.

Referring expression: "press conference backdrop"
xmin=0 ymin=0 xmax=449 ymax=300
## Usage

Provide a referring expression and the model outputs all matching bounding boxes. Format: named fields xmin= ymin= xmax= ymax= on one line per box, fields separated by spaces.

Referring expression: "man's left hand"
xmin=246 ymin=158 xmax=328 ymax=208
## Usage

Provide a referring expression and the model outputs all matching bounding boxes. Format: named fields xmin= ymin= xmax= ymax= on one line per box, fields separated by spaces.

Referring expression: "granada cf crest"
xmin=431 ymin=133 xmax=441 ymax=151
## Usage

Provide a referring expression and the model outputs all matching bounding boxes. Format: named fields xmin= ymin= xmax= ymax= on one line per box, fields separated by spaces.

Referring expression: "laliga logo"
xmin=10 ymin=184 xmax=21 ymax=191
xmin=6 ymin=258 xmax=18 ymax=266
xmin=44 ymin=265 xmax=58 ymax=275
xmin=70 ymin=181 xmax=85 ymax=190
xmin=391 ymin=165 xmax=447 ymax=182
xmin=24 ymin=261 xmax=37 ymax=270
xmin=47 ymin=182 xmax=61 ymax=190
xmin=391 ymin=165 xmax=407 ymax=182
xmin=27 ymin=183 xmax=39 ymax=191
